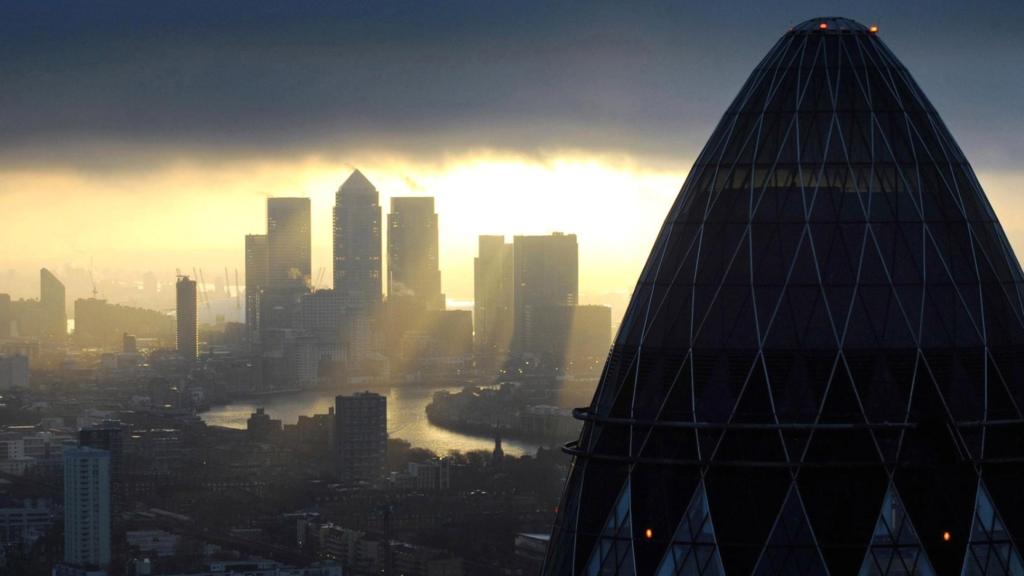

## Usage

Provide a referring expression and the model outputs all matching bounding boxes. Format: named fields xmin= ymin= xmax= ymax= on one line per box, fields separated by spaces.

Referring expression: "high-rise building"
xmin=334 ymin=170 xmax=383 ymax=306
xmin=175 ymin=276 xmax=198 ymax=362
xmin=334 ymin=392 xmax=387 ymax=482
xmin=545 ymin=18 xmax=1024 ymax=576
xmin=388 ymin=197 xmax=444 ymax=310
xmin=301 ymin=289 xmax=345 ymax=341
xmin=267 ymin=198 xmax=311 ymax=292
xmin=63 ymin=447 xmax=111 ymax=569
xmin=396 ymin=310 xmax=473 ymax=364
xmin=40 ymin=268 xmax=66 ymax=341
xmin=474 ymin=236 xmax=514 ymax=357
xmin=524 ymin=304 xmax=611 ymax=365
xmin=0 ymin=293 xmax=11 ymax=339
xmin=245 ymin=233 xmax=269 ymax=348
xmin=79 ymin=421 xmax=125 ymax=485
xmin=513 ymin=233 xmax=578 ymax=355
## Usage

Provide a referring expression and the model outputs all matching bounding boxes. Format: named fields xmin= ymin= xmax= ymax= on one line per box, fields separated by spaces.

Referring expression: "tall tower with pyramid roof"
xmin=333 ymin=169 xmax=383 ymax=307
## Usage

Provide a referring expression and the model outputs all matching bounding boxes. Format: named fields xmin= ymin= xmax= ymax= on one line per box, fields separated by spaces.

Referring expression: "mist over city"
xmin=2 ymin=2 xmax=1024 ymax=576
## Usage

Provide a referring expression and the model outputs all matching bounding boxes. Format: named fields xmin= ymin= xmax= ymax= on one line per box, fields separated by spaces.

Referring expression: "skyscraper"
xmin=40 ymin=267 xmax=66 ymax=341
xmin=334 ymin=392 xmax=387 ymax=482
xmin=245 ymin=233 xmax=268 ymax=348
xmin=512 ymin=233 xmax=578 ymax=355
xmin=63 ymin=446 xmax=111 ymax=569
xmin=388 ymin=197 xmax=444 ymax=310
xmin=333 ymin=170 xmax=382 ymax=306
xmin=0 ymin=293 xmax=10 ymax=339
xmin=474 ymin=236 xmax=514 ymax=357
xmin=267 ymin=197 xmax=312 ymax=291
xmin=175 ymin=276 xmax=198 ymax=362
xmin=525 ymin=304 xmax=612 ymax=365
xmin=545 ymin=18 xmax=1024 ymax=576
xmin=79 ymin=422 xmax=126 ymax=485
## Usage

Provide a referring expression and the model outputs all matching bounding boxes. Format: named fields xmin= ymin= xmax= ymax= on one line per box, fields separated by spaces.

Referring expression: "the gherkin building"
xmin=544 ymin=17 xmax=1024 ymax=576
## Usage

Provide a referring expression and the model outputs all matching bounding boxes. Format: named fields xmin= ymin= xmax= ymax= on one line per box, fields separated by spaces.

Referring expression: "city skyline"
xmin=1 ymin=4 xmax=1023 ymax=575
xmin=5 ymin=2 xmax=1024 ymax=313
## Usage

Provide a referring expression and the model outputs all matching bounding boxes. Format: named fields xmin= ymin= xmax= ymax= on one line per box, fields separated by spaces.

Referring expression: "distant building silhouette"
xmin=334 ymin=392 xmax=387 ymax=482
xmin=73 ymin=298 xmax=174 ymax=348
xmin=0 ymin=354 xmax=29 ymax=390
xmin=474 ymin=236 xmax=514 ymax=358
xmin=246 ymin=407 xmax=282 ymax=442
xmin=388 ymin=197 xmax=444 ymax=310
xmin=491 ymin=425 xmax=504 ymax=465
xmin=512 ymin=233 xmax=578 ymax=355
xmin=122 ymin=333 xmax=137 ymax=354
xmin=526 ymin=304 xmax=611 ymax=365
xmin=39 ymin=268 xmax=66 ymax=341
xmin=244 ymin=233 xmax=269 ymax=349
xmin=266 ymin=198 xmax=311 ymax=291
xmin=334 ymin=170 xmax=382 ymax=306
xmin=63 ymin=446 xmax=111 ymax=569
xmin=175 ymin=276 xmax=198 ymax=362
xmin=0 ymin=293 xmax=10 ymax=339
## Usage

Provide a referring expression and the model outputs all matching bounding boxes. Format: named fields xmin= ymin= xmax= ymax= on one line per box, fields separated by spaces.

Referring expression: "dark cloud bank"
xmin=1 ymin=0 xmax=1022 ymax=170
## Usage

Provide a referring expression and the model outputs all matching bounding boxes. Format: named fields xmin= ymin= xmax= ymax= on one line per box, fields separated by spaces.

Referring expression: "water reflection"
xmin=199 ymin=386 xmax=542 ymax=458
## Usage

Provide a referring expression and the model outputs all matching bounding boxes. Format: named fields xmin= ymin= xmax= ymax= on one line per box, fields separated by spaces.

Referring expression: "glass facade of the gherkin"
xmin=543 ymin=16 xmax=1024 ymax=576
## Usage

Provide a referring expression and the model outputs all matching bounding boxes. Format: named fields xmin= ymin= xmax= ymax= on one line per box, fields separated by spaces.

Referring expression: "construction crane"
xmin=89 ymin=258 xmax=98 ymax=298
xmin=198 ymin=268 xmax=211 ymax=311
xmin=312 ymin=267 xmax=326 ymax=291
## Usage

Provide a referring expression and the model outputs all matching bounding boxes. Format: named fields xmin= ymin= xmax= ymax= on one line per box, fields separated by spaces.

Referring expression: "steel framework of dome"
xmin=543 ymin=17 xmax=1024 ymax=576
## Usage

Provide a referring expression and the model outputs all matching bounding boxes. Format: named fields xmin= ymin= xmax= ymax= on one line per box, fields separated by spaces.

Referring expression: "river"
xmin=199 ymin=386 xmax=543 ymax=458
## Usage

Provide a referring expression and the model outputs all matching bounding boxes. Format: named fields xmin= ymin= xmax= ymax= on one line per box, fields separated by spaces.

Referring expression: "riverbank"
xmin=197 ymin=386 xmax=543 ymax=457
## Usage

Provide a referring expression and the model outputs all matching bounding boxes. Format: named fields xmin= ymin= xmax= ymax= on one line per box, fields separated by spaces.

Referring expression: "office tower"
xmin=567 ymin=305 xmax=612 ymax=361
xmin=474 ymin=236 xmax=515 ymax=356
xmin=334 ymin=392 xmax=387 ymax=482
xmin=545 ymin=18 xmax=1024 ymax=576
xmin=63 ymin=447 xmax=111 ymax=569
xmin=513 ymin=233 xmax=578 ymax=355
xmin=175 ymin=276 xmax=198 ymax=362
xmin=425 ymin=310 xmax=472 ymax=358
xmin=525 ymin=304 xmax=611 ymax=365
xmin=388 ymin=197 xmax=444 ymax=310
xmin=245 ymin=234 xmax=269 ymax=348
xmin=300 ymin=289 xmax=345 ymax=340
xmin=79 ymin=422 xmax=125 ymax=484
xmin=39 ymin=268 xmax=66 ymax=341
xmin=397 ymin=310 xmax=473 ymax=363
xmin=0 ymin=293 xmax=9 ymax=339
xmin=267 ymin=197 xmax=312 ymax=291
xmin=333 ymin=170 xmax=382 ymax=306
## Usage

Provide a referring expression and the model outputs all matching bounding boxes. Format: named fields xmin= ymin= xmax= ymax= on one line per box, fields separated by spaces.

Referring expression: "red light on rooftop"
xmin=644 ymin=528 xmax=654 ymax=540
xmin=943 ymin=531 xmax=952 ymax=542
xmin=819 ymin=22 xmax=829 ymax=30
xmin=869 ymin=25 xmax=879 ymax=34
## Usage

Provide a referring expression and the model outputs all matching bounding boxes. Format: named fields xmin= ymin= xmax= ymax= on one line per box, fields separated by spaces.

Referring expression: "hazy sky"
xmin=2 ymin=0 xmax=1023 ymax=314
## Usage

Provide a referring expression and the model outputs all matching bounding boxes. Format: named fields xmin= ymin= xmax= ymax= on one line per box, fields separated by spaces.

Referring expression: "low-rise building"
xmin=0 ymin=354 xmax=28 ymax=390
xmin=0 ymin=497 xmax=55 ymax=549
